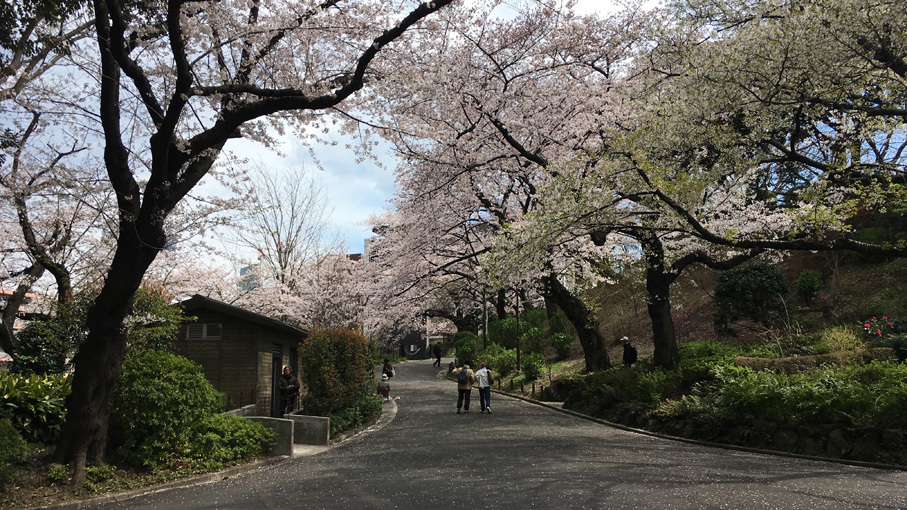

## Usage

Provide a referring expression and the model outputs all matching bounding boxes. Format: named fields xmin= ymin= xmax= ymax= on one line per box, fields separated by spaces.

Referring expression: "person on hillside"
xmin=382 ymin=358 xmax=395 ymax=378
xmin=432 ymin=343 xmax=443 ymax=367
xmin=377 ymin=373 xmax=392 ymax=400
xmin=451 ymin=363 xmax=475 ymax=413
xmin=474 ymin=361 xmax=494 ymax=414
xmin=621 ymin=336 xmax=637 ymax=368
xmin=278 ymin=366 xmax=300 ymax=414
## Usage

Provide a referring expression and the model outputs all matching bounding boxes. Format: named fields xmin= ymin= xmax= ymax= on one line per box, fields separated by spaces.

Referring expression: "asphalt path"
xmin=88 ymin=359 xmax=907 ymax=509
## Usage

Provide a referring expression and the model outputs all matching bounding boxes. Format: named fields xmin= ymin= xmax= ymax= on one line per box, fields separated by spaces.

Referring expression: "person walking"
xmin=432 ymin=343 xmax=443 ymax=367
xmin=278 ymin=366 xmax=300 ymax=415
xmin=382 ymin=358 xmax=395 ymax=378
xmin=451 ymin=363 xmax=475 ymax=413
xmin=377 ymin=373 xmax=392 ymax=400
xmin=474 ymin=362 xmax=494 ymax=413
xmin=621 ymin=336 xmax=637 ymax=368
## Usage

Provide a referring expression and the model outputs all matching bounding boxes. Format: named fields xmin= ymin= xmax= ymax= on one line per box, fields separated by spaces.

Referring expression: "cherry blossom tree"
xmin=46 ymin=0 xmax=454 ymax=481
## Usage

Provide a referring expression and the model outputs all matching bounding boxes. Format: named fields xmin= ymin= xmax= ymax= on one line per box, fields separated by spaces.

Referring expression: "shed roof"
xmin=178 ymin=294 xmax=307 ymax=337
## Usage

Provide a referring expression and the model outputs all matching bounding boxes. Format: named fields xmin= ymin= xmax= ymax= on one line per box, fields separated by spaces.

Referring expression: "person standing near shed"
xmin=278 ymin=366 xmax=300 ymax=414
xmin=451 ymin=363 xmax=475 ymax=413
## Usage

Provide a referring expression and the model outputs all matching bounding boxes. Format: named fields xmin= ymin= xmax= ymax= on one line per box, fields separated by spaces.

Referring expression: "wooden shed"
xmin=174 ymin=295 xmax=307 ymax=417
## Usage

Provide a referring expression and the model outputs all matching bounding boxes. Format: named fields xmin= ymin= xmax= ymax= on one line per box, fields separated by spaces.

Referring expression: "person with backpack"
xmin=451 ymin=363 xmax=475 ymax=413
xmin=621 ymin=336 xmax=637 ymax=368
xmin=474 ymin=362 xmax=494 ymax=413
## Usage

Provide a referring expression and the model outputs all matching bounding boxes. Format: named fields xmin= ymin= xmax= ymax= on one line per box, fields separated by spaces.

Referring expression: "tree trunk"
xmin=54 ymin=228 xmax=161 ymax=484
xmin=645 ymin=271 xmax=679 ymax=370
xmin=495 ymin=288 xmax=507 ymax=320
xmin=640 ymin=235 xmax=680 ymax=370
xmin=545 ymin=274 xmax=610 ymax=371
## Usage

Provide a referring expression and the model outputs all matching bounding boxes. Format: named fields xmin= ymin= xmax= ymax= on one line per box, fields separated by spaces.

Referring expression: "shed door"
xmin=270 ymin=343 xmax=283 ymax=417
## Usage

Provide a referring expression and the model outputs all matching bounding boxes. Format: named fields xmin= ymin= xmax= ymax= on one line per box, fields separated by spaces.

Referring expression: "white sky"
xmin=224 ymin=0 xmax=644 ymax=256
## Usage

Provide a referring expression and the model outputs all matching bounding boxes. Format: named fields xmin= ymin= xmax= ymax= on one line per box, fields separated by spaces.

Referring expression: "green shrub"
xmin=452 ymin=332 xmax=480 ymax=366
xmin=110 ymin=351 xmax=224 ymax=467
xmin=522 ymin=327 xmax=546 ymax=354
xmin=190 ymin=413 xmax=275 ymax=468
xmin=816 ymin=326 xmax=864 ymax=353
xmin=520 ymin=352 xmax=545 ymax=380
xmin=300 ymin=327 xmax=375 ymax=416
xmin=488 ymin=317 xmax=518 ymax=348
xmin=0 ymin=372 xmax=71 ymax=443
xmin=677 ymin=340 xmax=744 ymax=386
xmin=327 ymin=394 xmax=383 ymax=437
xmin=0 ymin=418 xmax=28 ymax=491
xmin=522 ymin=308 xmax=548 ymax=329
xmin=486 ymin=345 xmax=517 ymax=376
xmin=550 ymin=332 xmax=573 ymax=360
xmin=713 ymin=261 xmax=789 ymax=336
xmin=795 ymin=269 xmax=823 ymax=305
xmin=10 ymin=320 xmax=68 ymax=375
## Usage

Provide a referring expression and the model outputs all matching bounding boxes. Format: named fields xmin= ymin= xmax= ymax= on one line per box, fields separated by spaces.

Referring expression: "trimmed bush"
xmin=190 ymin=413 xmax=275 ymax=468
xmin=10 ymin=321 xmax=67 ymax=375
xmin=713 ymin=261 xmax=788 ymax=336
xmin=795 ymin=269 xmax=823 ymax=305
xmin=488 ymin=317 xmax=518 ymax=349
xmin=109 ymin=352 xmax=225 ymax=467
xmin=485 ymin=345 xmax=517 ymax=376
xmin=327 ymin=394 xmax=383 ymax=437
xmin=300 ymin=327 xmax=375 ymax=416
xmin=0 ymin=372 xmax=71 ymax=443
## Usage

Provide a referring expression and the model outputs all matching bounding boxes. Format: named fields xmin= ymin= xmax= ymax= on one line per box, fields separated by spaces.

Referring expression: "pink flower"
xmin=864 ymin=323 xmax=871 ymax=328
xmin=810 ymin=297 xmax=815 ymax=301
xmin=820 ymin=296 xmax=826 ymax=300
xmin=883 ymin=316 xmax=888 ymax=320
xmin=837 ymin=295 xmax=843 ymax=299
xmin=876 ymin=330 xmax=882 ymax=335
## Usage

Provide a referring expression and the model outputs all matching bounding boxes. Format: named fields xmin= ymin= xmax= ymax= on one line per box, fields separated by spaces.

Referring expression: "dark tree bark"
xmin=545 ymin=273 xmax=610 ymax=372
xmin=495 ymin=288 xmax=507 ymax=320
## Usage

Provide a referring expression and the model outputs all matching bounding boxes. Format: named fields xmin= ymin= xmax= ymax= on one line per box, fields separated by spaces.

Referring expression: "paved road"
xmin=91 ymin=359 xmax=907 ymax=509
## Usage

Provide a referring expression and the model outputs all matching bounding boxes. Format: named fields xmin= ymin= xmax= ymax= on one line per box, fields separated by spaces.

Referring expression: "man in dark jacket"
xmin=278 ymin=366 xmax=300 ymax=415
xmin=621 ymin=336 xmax=637 ymax=368
xmin=432 ymin=343 xmax=443 ymax=367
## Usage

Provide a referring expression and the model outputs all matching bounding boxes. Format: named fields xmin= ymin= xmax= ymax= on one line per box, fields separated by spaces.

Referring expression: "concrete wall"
xmin=286 ymin=413 xmax=330 ymax=446
xmin=244 ymin=417 xmax=294 ymax=457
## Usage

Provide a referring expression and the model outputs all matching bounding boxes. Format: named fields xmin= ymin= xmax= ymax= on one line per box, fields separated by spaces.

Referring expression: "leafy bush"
xmin=711 ymin=361 xmax=907 ymax=428
xmin=713 ymin=261 xmax=788 ymax=336
xmin=326 ymin=394 xmax=383 ymax=437
xmin=522 ymin=327 xmax=546 ymax=354
xmin=452 ymin=332 xmax=479 ymax=366
xmin=10 ymin=320 xmax=68 ymax=375
xmin=0 ymin=372 xmax=71 ymax=443
xmin=109 ymin=351 xmax=225 ymax=467
xmin=0 ymin=419 xmax=28 ymax=490
xmin=488 ymin=317 xmax=518 ymax=348
xmin=485 ymin=344 xmax=517 ymax=376
xmin=550 ymin=332 xmax=573 ymax=360
xmin=795 ymin=269 xmax=823 ymax=305
xmin=816 ymin=326 xmax=864 ymax=353
xmin=522 ymin=308 xmax=548 ymax=329
xmin=520 ymin=352 xmax=545 ymax=380
xmin=677 ymin=340 xmax=744 ymax=386
xmin=190 ymin=413 xmax=275 ymax=468
xmin=300 ymin=327 xmax=375 ymax=416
